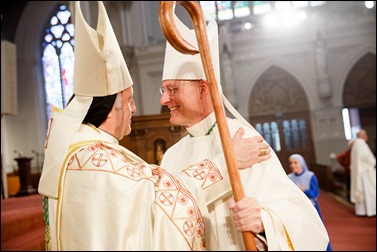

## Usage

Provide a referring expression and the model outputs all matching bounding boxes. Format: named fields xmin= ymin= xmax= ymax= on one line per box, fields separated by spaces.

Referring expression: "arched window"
xmin=41 ymin=4 xmax=74 ymax=121
xmin=199 ymin=1 xmax=326 ymax=21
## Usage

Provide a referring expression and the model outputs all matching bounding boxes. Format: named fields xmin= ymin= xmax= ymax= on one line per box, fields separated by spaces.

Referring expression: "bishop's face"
xmin=160 ymin=79 xmax=209 ymax=128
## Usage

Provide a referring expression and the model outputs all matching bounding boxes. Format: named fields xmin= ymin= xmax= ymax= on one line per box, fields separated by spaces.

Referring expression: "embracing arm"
xmin=232 ymin=127 xmax=271 ymax=169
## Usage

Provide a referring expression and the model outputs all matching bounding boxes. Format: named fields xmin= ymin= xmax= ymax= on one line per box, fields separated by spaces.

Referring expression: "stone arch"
xmin=248 ymin=65 xmax=309 ymax=117
xmin=247 ymin=65 xmax=314 ymax=173
xmin=343 ymin=53 xmax=376 ymax=108
xmin=238 ymin=57 xmax=313 ymax=117
xmin=333 ymin=47 xmax=376 ymax=107
xmin=342 ymin=53 xmax=376 ymax=153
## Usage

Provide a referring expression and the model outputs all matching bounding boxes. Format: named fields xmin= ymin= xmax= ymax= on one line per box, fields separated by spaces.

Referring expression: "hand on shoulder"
xmin=232 ymin=127 xmax=271 ymax=169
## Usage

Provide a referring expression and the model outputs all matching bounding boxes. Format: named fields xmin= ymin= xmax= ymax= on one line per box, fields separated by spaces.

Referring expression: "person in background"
xmin=336 ymin=139 xmax=355 ymax=201
xmin=288 ymin=154 xmax=332 ymax=251
xmin=350 ymin=129 xmax=376 ymax=217
xmin=159 ymin=12 xmax=330 ymax=251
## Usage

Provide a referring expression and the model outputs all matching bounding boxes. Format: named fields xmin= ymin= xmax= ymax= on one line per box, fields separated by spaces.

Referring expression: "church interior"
xmin=1 ymin=1 xmax=376 ymax=250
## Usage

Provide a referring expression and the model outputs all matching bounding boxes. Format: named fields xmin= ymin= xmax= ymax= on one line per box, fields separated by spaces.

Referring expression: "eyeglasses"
xmin=159 ymin=86 xmax=180 ymax=96
xmin=159 ymin=80 xmax=197 ymax=96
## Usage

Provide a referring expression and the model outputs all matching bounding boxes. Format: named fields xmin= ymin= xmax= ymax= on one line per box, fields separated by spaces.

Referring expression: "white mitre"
xmin=39 ymin=1 xmax=133 ymax=198
xmin=162 ymin=14 xmax=220 ymax=83
xmin=162 ymin=13 xmax=254 ymax=130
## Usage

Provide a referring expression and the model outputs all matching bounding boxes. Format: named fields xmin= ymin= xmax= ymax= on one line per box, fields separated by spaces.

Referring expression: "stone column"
xmin=314 ymin=31 xmax=332 ymax=98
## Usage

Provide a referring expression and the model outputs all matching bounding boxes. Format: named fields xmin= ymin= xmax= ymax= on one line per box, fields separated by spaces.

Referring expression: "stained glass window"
xmin=201 ymin=1 xmax=250 ymax=21
xmin=291 ymin=119 xmax=300 ymax=148
xmin=42 ymin=4 xmax=74 ymax=121
xmin=256 ymin=123 xmax=263 ymax=135
xmin=271 ymin=121 xmax=281 ymax=151
xmin=234 ymin=1 xmax=251 ymax=18
xmin=299 ymin=119 xmax=308 ymax=147
xmin=199 ymin=1 xmax=325 ymax=21
xmin=283 ymin=120 xmax=292 ymax=149
xmin=255 ymin=118 xmax=308 ymax=152
xmin=217 ymin=1 xmax=234 ymax=20
xmin=200 ymin=1 xmax=217 ymax=20
xmin=262 ymin=122 xmax=272 ymax=146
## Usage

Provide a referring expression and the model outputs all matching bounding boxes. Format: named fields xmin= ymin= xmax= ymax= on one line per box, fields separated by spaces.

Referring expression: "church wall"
xmin=134 ymin=45 xmax=165 ymax=115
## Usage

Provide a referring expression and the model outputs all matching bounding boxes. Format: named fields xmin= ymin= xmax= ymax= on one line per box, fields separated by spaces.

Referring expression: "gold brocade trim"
xmin=42 ymin=196 xmax=52 ymax=251
xmin=262 ymin=207 xmax=295 ymax=251
xmin=82 ymin=123 xmax=101 ymax=134
xmin=55 ymin=140 xmax=107 ymax=250
xmin=51 ymin=106 xmax=63 ymax=113
xmin=283 ymin=225 xmax=294 ymax=250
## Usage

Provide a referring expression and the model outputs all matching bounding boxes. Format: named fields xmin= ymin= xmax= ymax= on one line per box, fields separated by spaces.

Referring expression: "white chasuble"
xmin=160 ymin=113 xmax=330 ymax=251
xmin=350 ymin=138 xmax=376 ymax=216
xmin=43 ymin=124 xmax=217 ymax=250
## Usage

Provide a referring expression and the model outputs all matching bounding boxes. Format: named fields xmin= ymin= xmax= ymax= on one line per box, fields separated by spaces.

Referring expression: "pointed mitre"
xmin=162 ymin=14 xmax=220 ymax=83
xmin=39 ymin=1 xmax=132 ymax=198
xmin=161 ymin=12 xmax=257 ymax=133
xmin=74 ymin=1 xmax=133 ymax=96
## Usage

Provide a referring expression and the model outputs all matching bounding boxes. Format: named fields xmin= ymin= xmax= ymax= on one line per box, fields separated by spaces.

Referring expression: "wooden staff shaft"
xmin=158 ymin=1 xmax=257 ymax=250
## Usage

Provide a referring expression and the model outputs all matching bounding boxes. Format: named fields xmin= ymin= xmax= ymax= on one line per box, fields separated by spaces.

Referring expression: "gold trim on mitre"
xmin=38 ymin=96 xmax=93 ymax=198
xmin=74 ymin=1 xmax=133 ymax=96
xmin=162 ymin=13 xmax=220 ymax=84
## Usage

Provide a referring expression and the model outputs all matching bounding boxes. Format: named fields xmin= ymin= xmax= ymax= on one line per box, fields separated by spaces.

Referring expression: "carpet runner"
xmin=1 ymin=190 xmax=375 ymax=251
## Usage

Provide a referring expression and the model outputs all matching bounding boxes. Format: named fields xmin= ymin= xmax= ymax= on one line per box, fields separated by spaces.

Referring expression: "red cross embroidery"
xmin=193 ymin=170 xmax=206 ymax=180
xmin=178 ymin=195 xmax=188 ymax=205
xmin=92 ymin=153 xmax=108 ymax=167
xmin=200 ymin=239 xmax=206 ymax=250
xmin=183 ymin=220 xmax=194 ymax=236
xmin=187 ymin=206 xmax=195 ymax=217
xmin=208 ymin=172 xmax=217 ymax=182
xmin=95 ymin=142 xmax=103 ymax=149
xmin=127 ymin=166 xmax=141 ymax=178
xmin=159 ymin=192 xmax=174 ymax=206
xmin=163 ymin=180 xmax=173 ymax=188
xmin=196 ymin=226 xmax=203 ymax=238
xmin=138 ymin=164 xmax=146 ymax=170
xmin=152 ymin=169 xmax=159 ymax=176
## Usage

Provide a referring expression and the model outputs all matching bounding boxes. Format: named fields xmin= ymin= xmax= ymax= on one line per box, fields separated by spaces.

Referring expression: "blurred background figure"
xmin=335 ymin=139 xmax=355 ymax=202
xmin=288 ymin=154 xmax=332 ymax=251
xmin=350 ymin=129 xmax=376 ymax=217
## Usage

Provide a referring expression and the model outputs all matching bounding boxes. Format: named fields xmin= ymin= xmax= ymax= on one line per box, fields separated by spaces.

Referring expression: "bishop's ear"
xmin=198 ymin=80 xmax=209 ymax=95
